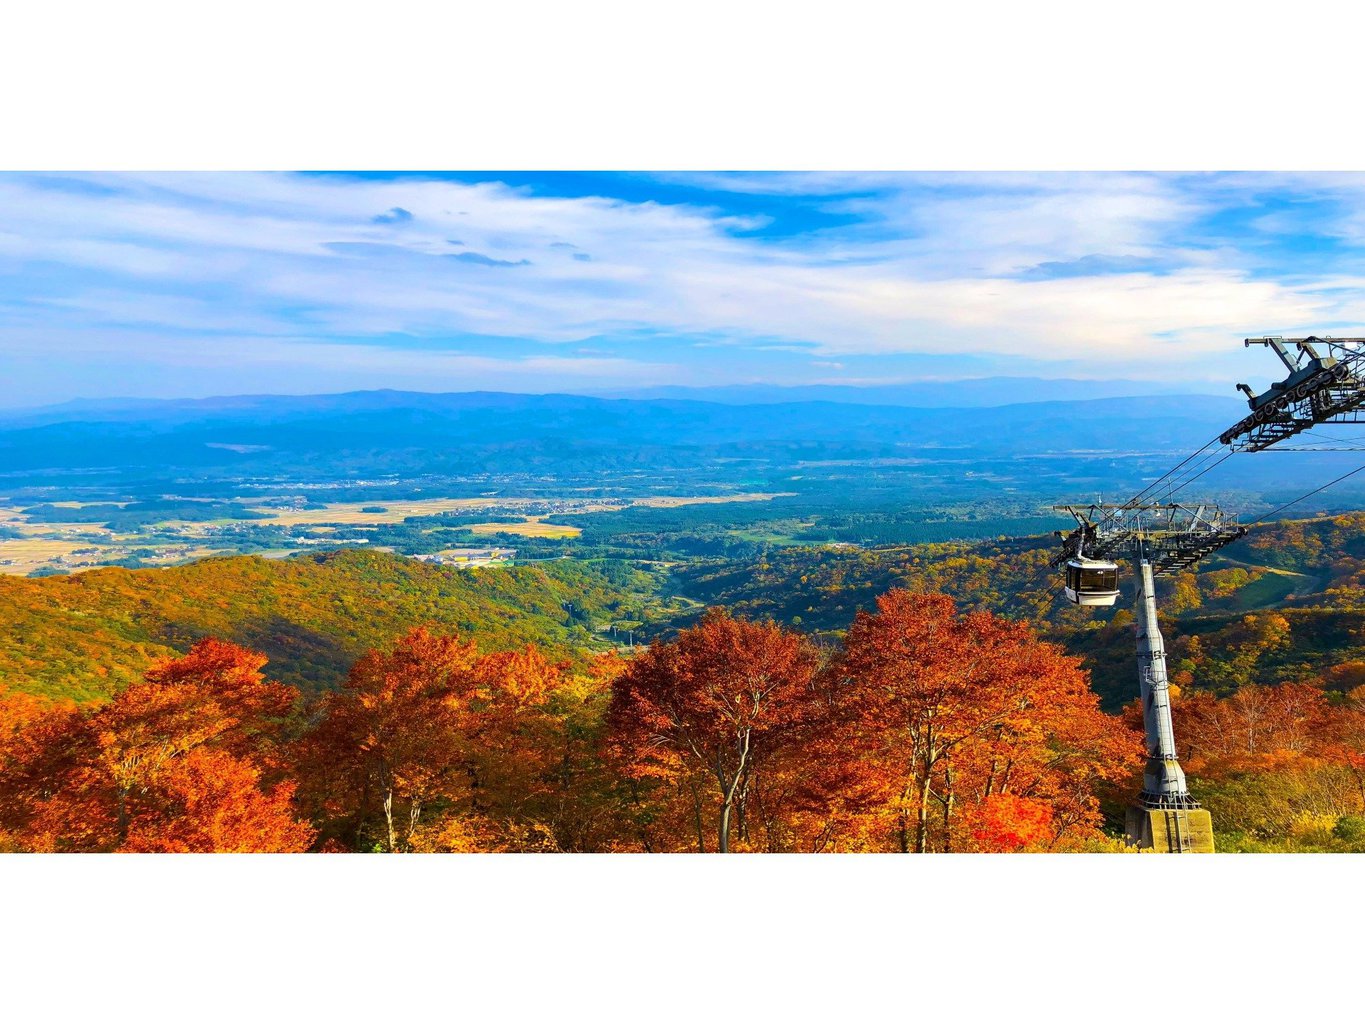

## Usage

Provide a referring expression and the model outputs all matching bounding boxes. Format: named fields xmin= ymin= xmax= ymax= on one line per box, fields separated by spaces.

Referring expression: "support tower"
xmin=1128 ymin=559 xmax=1214 ymax=852
xmin=1052 ymin=503 xmax=1245 ymax=852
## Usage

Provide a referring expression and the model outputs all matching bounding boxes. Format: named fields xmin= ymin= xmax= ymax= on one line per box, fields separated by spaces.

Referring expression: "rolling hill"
xmin=0 ymin=549 xmax=656 ymax=703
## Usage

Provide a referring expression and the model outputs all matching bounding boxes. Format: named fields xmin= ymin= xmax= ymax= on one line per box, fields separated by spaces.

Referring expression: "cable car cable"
xmin=1249 ymin=459 xmax=1365 ymax=525
xmin=1157 ymin=447 xmax=1227 ymax=500
xmin=1124 ymin=444 xmax=1218 ymax=508
xmin=1123 ymin=435 xmax=1227 ymax=508
xmin=1159 ymin=448 xmax=1237 ymax=501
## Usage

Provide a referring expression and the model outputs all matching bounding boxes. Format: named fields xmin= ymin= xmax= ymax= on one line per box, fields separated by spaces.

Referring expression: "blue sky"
xmin=3 ymin=171 xmax=1365 ymax=406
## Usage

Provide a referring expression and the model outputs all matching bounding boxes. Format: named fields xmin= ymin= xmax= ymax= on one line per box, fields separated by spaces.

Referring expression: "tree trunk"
xmin=736 ymin=777 xmax=750 ymax=843
xmin=116 ymin=785 xmax=130 ymax=847
xmin=407 ymin=799 xmax=423 ymax=845
xmin=716 ymin=729 xmax=751 ymax=854
xmin=688 ymin=778 xmax=706 ymax=853
xmin=897 ymin=777 xmax=916 ymax=853
xmin=941 ymin=765 xmax=956 ymax=854
xmin=916 ymin=772 xmax=934 ymax=854
xmin=382 ymin=789 xmax=397 ymax=852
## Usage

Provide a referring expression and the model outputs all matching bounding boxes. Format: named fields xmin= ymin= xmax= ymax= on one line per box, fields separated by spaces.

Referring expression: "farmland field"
xmin=468 ymin=518 xmax=582 ymax=538
xmin=246 ymin=497 xmax=613 ymax=526
xmin=0 ymin=491 xmax=794 ymax=575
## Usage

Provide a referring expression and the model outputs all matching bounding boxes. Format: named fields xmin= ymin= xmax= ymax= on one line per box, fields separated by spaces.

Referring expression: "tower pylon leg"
xmin=1125 ymin=559 xmax=1215 ymax=852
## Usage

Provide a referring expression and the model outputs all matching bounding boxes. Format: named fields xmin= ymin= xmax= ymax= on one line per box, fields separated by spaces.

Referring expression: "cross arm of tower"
xmin=1222 ymin=337 xmax=1365 ymax=452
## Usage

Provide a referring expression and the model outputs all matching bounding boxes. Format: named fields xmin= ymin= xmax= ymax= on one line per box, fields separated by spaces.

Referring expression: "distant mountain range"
xmin=598 ymin=377 xmax=1231 ymax=407
xmin=6 ymin=384 xmax=1359 ymax=507
xmin=0 ymin=387 xmax=1248 ymax=465
xmin=0 ymin=376 xmax=1232 ymax=425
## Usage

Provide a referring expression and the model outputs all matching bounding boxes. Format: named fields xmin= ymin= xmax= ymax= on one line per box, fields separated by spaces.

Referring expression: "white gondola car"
xmin=1063 ymin=557 xmax=1120 ymax=606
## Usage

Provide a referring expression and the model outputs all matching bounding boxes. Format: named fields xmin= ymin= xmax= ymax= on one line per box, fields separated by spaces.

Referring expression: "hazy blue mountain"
xmin=599 ymin=378 xmax=1230 ymax=407
xmin=7 ymin=387 xmax=1352 ymax=509
xmin=0 ymin=389 xmax=1248 ymax=468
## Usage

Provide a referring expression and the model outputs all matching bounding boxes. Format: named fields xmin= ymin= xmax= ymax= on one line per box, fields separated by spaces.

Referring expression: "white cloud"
xmin=3 ymin=170 xmax=1365 ymax=401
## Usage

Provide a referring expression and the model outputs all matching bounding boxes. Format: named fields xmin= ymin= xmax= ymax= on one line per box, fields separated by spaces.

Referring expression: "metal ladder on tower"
xmin=1164 ymin=809 xmax=1193 ymax=852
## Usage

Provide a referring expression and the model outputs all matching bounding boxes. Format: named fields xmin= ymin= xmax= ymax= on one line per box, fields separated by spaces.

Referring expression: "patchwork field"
xmin=240 ymin=497 xmax=598 ymax=526
xmin=0 ymin=491 xmax=793 ymax=575
xmin=0 ymin=537 xmax=230 ymax=575
xmin=242 ymin=493 xmax=791 ymax=525
xmin=0 ymin=538 xmax=91 ymax=574
xmin=468 ymin=518 xmax=582 ymax=538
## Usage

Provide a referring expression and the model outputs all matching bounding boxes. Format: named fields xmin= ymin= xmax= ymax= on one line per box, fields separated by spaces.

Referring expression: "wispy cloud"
xmin=2 ymin=170 xmax=1365 ymax=403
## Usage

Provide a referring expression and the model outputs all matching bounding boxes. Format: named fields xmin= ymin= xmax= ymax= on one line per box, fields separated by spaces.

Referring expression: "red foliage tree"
xmin=605 ymin=608 xmax=822 ymax=852
xmin=957 ymin=793 xmax=1055 ymax=852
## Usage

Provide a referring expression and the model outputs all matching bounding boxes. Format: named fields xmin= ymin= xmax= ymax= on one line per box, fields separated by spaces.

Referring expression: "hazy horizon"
xmin=0 ymin=374 xmax=1238 ymax=413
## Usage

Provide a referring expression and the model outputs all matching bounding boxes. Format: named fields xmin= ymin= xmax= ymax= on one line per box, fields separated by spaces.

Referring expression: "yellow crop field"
xmin=244 ymin=498 xmax=512 ymax=526
xmin=249 ymin=492 xmax=788 ymax=525
xmin=635 ymin=492 xmax=794 ymax=507
xmin=468 ymin=518 xmax=582 ymax=538
xmin=0 ymin=491 xmax=791 ymax=574
xmin=11 ymin=521 xmax=114 ymax=537
xmin=0 ymin=539 xmax=89 ymax=574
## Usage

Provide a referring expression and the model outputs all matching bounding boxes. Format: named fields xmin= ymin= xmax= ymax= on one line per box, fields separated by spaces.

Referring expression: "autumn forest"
xmin=7 ymin=544 xmax=1365 ymax=852
xmin=0 ymin=594 xmax=1128 ymax=853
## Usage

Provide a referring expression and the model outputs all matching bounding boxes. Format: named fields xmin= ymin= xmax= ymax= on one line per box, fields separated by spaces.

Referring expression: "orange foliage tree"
xmin=1172 ymin=681 xmax=1363 ymax=841
xmin=0 ymin=639 xmax=313 ymax=852
xmin=298 ymin=627 xmax=580 ymax=851
xmin=837 ymin=590 xmax=1140 ymax=852
xmin=301 ymin=628 xmax=481 ymax=852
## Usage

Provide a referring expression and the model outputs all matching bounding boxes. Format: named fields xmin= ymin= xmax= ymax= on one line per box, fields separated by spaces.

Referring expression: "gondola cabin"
xmin=1063 ymin=557 xmax=1120 ymax=606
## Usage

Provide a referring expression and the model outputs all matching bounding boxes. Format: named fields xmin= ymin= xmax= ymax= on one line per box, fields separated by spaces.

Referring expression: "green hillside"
xmin=9 ymin=514 xmax=1365 ymax=711
xmin=0 ymin=549 xmax=660 ymax=702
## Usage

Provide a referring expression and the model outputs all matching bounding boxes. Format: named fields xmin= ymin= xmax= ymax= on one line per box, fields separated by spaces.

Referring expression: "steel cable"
xmin=1123 ymin=435 xmax=1227 ymax=508
xmin=1250 ymin=460 xmax=1365 ymax=525
xmin=1158 ymin=447 xmax=1233 ymax=501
